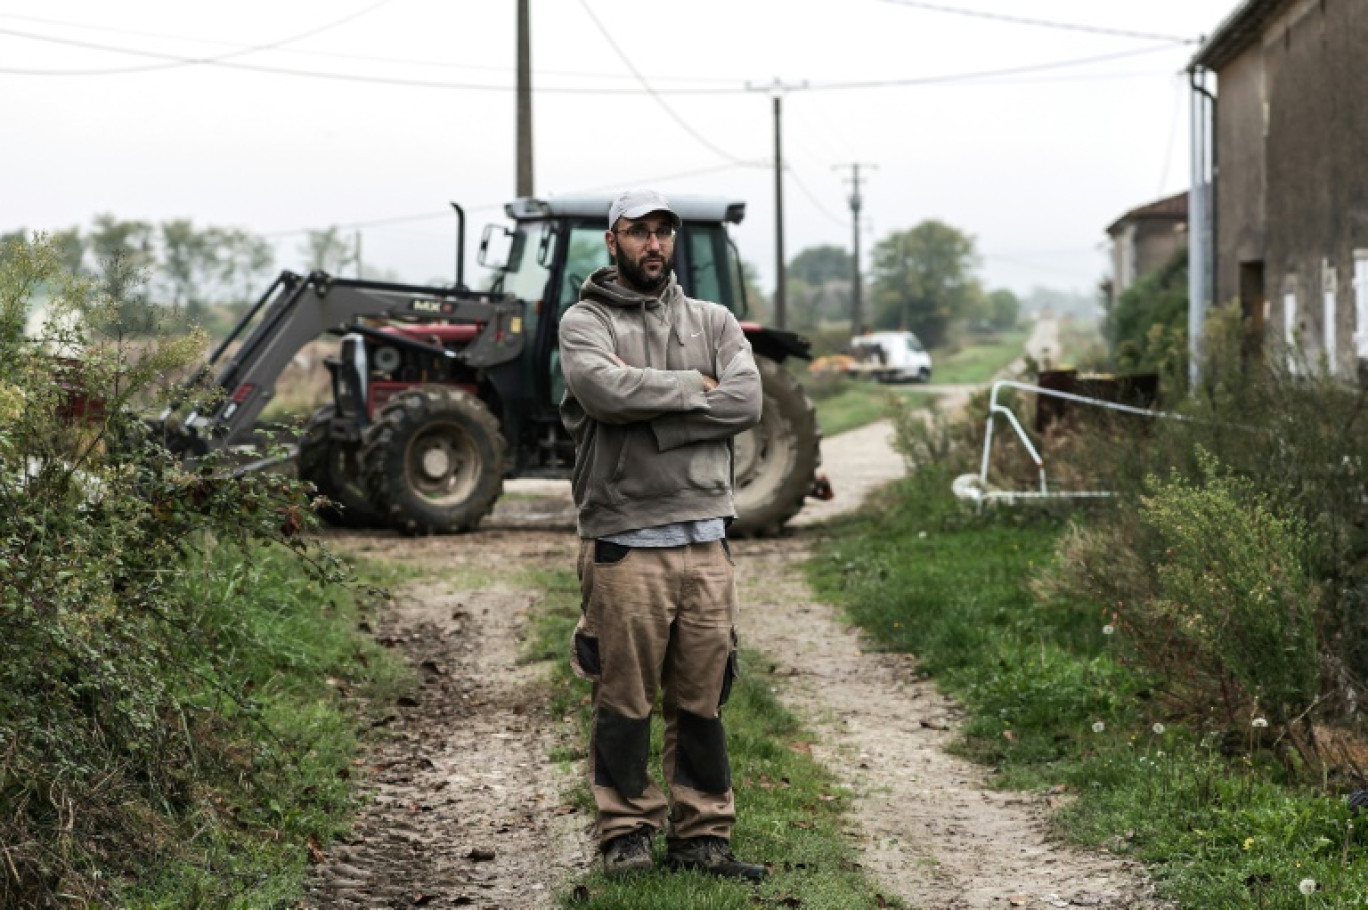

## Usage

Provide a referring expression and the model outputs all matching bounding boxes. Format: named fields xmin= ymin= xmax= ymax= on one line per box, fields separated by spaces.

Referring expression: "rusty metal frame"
xmin=953 ymin=379 xmax=1192 ymax=506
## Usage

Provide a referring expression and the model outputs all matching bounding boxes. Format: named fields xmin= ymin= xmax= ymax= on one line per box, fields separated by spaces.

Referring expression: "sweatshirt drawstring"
xmin=641 ymin=300 xmax=651 ymax=368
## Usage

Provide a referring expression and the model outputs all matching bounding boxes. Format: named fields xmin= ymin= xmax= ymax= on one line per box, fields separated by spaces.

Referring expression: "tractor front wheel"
xmin=361 ymin=387 xmax=507 ymax=535
xmin=729 ymin=356 xmax=821 ymax=537
xmin=298 ymin=405 xmax=383 ymax=528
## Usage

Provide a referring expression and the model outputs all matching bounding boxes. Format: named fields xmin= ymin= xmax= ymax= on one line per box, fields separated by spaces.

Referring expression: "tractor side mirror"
xmin=536 ymin=221 xmax=560 ymax=268
xmin=478 ymin=223 xmax=515 ymax=270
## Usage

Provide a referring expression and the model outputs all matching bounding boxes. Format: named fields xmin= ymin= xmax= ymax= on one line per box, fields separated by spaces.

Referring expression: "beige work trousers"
xmin=572 ymin=538 xmax=739 ymax=846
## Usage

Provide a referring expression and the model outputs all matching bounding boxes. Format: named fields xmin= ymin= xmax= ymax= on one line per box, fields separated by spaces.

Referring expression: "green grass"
xmin=119 ymin=543 xmax=408 ymax=909
xmin=807 ymin=467 xmax=1368 ymax=909
xmin=809 ymin=382 xmax=902 ymax=436
xmin=522 ymin=568 xmax=903 ymax=909
xmin=931 ymin=327 xmax=1031 ymax=384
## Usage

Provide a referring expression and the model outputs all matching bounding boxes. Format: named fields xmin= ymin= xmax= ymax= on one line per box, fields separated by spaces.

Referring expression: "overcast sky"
xmin=2 ymin=0 xmax=1236 ymax=300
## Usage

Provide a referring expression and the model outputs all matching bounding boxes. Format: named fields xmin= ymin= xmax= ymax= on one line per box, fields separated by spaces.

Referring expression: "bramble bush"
xmin=1032 ymin=304 xmax=1368 ymax=774
xmin=0 ymin=236 xmax=359 ymax=906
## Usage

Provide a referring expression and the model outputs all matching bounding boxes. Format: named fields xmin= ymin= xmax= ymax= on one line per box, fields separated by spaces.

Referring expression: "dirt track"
xmin=305 ymin=344 xmax=1170 ymax=909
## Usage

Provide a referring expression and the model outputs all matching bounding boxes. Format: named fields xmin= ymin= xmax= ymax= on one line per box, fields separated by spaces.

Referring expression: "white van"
xmin=848 ymin=331 xmax=933 ymax=383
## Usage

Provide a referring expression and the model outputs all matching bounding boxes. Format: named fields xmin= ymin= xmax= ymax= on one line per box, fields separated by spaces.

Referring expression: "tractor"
xmin=159 ymin=194 xmax=824 ymax=536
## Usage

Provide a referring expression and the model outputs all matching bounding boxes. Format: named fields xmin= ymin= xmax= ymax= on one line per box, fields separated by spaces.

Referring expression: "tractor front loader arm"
xmin=162 ymin=271 xmax=524 ymax=456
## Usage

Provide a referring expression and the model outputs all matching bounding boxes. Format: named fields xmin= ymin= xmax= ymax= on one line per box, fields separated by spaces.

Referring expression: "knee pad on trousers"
xmin=674 ymin=709 xmax=731 ymax=794
xmin=594 ymin=706 xmax=651 ymax=798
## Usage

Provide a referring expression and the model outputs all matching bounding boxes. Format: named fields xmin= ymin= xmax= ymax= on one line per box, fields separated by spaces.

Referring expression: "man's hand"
xmin=610 ymin=353 xmax=717 ymax=391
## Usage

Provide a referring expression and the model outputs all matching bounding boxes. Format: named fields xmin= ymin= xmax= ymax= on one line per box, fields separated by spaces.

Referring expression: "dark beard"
xmin=616 ymin=250 xmax=672 ymax=295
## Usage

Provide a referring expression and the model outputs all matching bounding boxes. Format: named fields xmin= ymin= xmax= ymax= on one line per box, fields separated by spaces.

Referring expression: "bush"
xmin=1036 ymin=303 xmax=1368 ymax=772
xmin=1141 ymin=452 xmax=1318 ymax=728
xmin=1106 ymin=247 xmax=1188 ymax=380
xmin=0 ymin=236 xmax=354 ymax=905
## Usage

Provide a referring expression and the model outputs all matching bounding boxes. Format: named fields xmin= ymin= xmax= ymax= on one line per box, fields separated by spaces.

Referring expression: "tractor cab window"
xmin=560 ymin=223 xmax=611 ymax=313
xmin=500 ymin=221 xmax=554 ymax=306
xmin=684 ymin=223 xmax=746 ymax=318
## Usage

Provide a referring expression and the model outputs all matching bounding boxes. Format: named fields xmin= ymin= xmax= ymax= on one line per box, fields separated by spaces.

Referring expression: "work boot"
xmin=601 ymin=826 xmax=654 ymax=878
xmin=664 ymin=836 xmax=766 ymax=881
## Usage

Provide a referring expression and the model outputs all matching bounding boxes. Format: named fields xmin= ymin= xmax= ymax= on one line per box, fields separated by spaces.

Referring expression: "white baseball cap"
xmin=608 ymin=189 xmax=682 ymax=230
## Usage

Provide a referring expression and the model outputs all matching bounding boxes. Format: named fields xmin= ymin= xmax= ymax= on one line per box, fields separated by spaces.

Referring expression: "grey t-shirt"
xmin=600 ymin=518 xmax=726 ymax=547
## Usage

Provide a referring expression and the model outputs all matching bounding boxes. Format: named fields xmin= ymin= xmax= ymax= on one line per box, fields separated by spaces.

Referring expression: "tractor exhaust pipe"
xmin=450 ymin=202 xmax=466 ymax=290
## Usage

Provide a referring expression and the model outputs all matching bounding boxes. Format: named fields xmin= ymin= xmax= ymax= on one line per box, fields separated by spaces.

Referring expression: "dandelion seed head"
xmin=1092 ymin=721 xmax=1106 ymax=733
xmin=1299 ymin=878 xmax=1317 ymax=896
xmin=1252 ymin=717 xmax=1269 ymax=728
xmin=1152 ymin=723 xmax=1166 ymax=735
xmin=1102 ymin=624 xmax=1115 ymax=636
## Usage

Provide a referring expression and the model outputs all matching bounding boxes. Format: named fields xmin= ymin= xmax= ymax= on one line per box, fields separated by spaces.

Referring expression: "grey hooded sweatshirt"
xmin=558 ymin=266 xmax=763 ymax=539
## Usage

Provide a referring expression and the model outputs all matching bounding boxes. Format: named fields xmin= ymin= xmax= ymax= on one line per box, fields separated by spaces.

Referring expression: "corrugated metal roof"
xmin=1192 ymin=0 xmax=1297 ymax=70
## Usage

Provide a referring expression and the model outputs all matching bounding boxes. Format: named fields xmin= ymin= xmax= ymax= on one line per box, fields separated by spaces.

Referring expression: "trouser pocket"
xmin=719 ymin=647 xmax=738 ymax=707
xmin=572 ymin=622 xmax=601 ymax=681
xmin=594 ymin=539 xmax=632 ymax=564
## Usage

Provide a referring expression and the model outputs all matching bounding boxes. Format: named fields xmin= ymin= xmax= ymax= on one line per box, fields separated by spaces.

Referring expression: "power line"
xmin=876 ymin=0 xmax=1195 ymax=45
xmin=0 ymin=1 xmax=394 ymax=77
xmin=574 ymin=0 xmax=754 ymax=166
xmin=981 ymin=252 xmax=1099 ymax=282
xmin=0 ymin=26 xmax=1186 ymax=94
xmin=786 ymin=167 xmax=847 ymax=227
xmin=1156 ymin=74 xmax=1186 ymax=195
xmin=0 ymin=9 xmax=743 ymax=85
xmin=804 ymin=44 xmax=1183 ymax=91
xmin=260 ymin=162 xmax=760 ymax=238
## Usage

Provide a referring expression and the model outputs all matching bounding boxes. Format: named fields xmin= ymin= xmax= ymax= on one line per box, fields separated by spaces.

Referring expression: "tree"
xmin=301 ymin=227 xmax=357 ymax=275
xmin=159 ymin=219 xmax=219 ymax=309
xmin=1107 ymin=247 xmax=1187 ymax=373
xmin=89 ymin=215 xmax=154 ymax=293
xmin=869 ymin=220 xmax=979 ymax=348
xmin=985 ymin=288 xmax=1021 ymax=331
xmin=89 ymin=214 xmax=156 ymax=332
xmin=789 ymin=245 xmax=852 ymax=287
xmin=216 ymin=228 xmax=275 ymax=307
xmin=49 ymin=228 xmax=86 ymax=275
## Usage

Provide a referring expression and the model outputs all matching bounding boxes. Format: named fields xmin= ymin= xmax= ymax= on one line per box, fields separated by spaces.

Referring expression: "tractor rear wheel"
xmin=361 ymin=387 xmax=507 ymax=535
xmin=730 ymin=356 xmax=821 ymax=537
xmin=297 ymin=405 xmax=383 ymax=528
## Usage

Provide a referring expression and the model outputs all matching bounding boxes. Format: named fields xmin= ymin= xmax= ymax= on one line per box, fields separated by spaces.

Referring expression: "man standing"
xmin=558 ymin=189 xmax=766 ymax=881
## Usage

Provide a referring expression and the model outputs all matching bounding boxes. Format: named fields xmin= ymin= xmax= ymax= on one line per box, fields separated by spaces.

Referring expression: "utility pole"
xmin=516 ymin=0 xmax=533 ymax=198
xmin=836 ymin=163 xmax=876 ymax=335
xmin=747 ymin=78 xmax=806 ymax=330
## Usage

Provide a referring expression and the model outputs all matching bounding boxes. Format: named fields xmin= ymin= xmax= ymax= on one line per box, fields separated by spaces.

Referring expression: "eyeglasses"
xmin=615 ymin=225 xmax=677 ymax=242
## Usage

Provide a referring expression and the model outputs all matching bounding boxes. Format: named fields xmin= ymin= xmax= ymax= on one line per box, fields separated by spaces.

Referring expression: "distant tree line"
xmin=1 ymin=217 xmax=368 ymax=335
xmin=780 ymin=222 xmax=1022 ymax=348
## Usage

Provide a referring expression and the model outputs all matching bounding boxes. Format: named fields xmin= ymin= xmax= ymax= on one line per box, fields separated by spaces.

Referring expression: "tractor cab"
xmin=478 ymin=195 xmax=752 ymax=424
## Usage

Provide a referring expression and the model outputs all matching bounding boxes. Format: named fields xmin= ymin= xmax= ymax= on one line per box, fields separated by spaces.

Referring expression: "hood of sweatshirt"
xmin=580 ymin=266 xmax=683 ymax=311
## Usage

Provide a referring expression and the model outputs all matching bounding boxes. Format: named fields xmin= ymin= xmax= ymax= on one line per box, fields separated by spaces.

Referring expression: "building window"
xmin=1323 ymin=259 xmax=1338 ymax=374
xmin=1284 ymin=277 xmax=1299 ymax=374
xmin=1354 ymin=251 xmax=1368 ymax=360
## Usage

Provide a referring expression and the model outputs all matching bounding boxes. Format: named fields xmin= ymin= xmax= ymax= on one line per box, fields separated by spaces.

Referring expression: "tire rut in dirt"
xmin=303 ymin=575 xmax=586 ymax=909
xmin=361 ymin=388 xmax=508 ymax=536
xmin=730 ymin=356 xmax=822 ymax=538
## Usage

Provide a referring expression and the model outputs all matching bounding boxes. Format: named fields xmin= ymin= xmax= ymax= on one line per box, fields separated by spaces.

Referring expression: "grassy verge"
xmin=807 ymin=467 xmax=1368 ymax=908
xmin=120 ymin=543 xmax=408 ymax=909
xmin=523 ymin=568 xmax=902 ymax=910
xmin=808 ymin=382 xmax=900 ymax=437
xmin=931 ymin=327 xmax=1030 ymax=384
